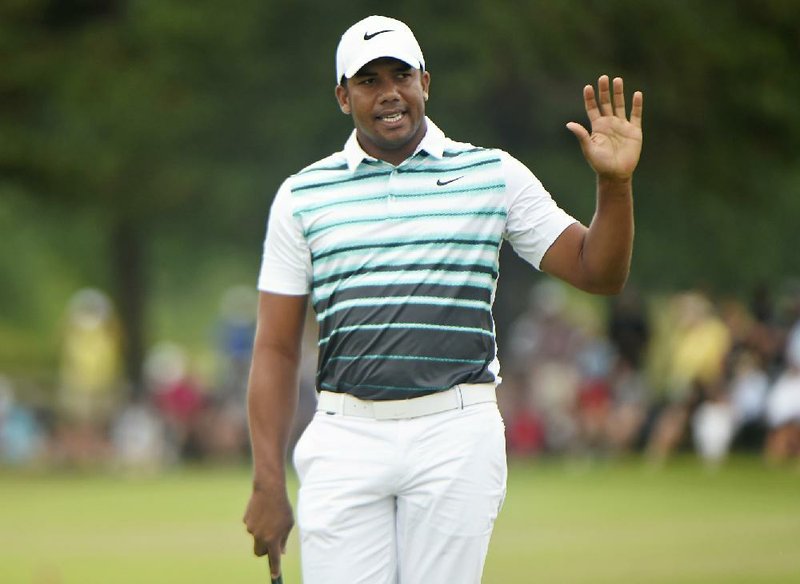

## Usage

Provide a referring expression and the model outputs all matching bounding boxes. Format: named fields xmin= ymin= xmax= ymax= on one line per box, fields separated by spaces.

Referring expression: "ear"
xmin=335 ymin=84 xmax=351 ymax=115
xmin=421 ymin=70 xmax=431 ymax=102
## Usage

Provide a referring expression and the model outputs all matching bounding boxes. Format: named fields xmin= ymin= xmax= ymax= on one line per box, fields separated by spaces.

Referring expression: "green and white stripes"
xmin=316 ymin=295 xmax=490 ymax=324
xmin=293 ymin=145 xmax=506 ymax=399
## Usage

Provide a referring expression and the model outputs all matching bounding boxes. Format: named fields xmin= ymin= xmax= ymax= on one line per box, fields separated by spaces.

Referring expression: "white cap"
xmin=336 ymin=15 xmax=425 ymax=83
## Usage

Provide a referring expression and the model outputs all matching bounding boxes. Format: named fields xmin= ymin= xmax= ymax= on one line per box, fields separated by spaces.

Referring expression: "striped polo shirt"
xmin=259 ymin=119 xmax=576 ymax=400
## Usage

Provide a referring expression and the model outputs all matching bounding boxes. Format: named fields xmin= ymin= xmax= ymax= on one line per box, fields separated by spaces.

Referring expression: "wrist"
xmin=252 ymin=466 xmax=287 ymax=491
xmin=597 ymin=174 xmax=633 ymax=198
xmin=597 ymin=173 xmax=632 ymax=186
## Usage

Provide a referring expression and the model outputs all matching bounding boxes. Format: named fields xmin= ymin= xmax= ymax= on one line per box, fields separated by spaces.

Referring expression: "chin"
xmin=379 ymin=124 xmax=419 ymax=145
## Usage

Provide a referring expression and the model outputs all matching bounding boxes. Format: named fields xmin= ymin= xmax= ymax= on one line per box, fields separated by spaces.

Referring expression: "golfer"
xmin=244 ymin=15 xmax=643 ymax=584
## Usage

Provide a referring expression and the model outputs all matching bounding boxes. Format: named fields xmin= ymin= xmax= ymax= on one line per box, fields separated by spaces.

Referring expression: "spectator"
xmin=507 ymin=282 xmax=585 ymax=453
xmin=600 ymin=287 xmax=651 ymax=456
xmin=55 ymin=288 xmax=122 ymax=466
xmin=574 ymin=331 xmax=615 ymax=456
xmin=0 ymin=376 xmax=45 ymax=466
xmin=728 ymin=349 xmax=769 ymax=450
xmin=111 ymin=397 xmax=172 ymax=473
xmin=764 ymin=322 xmax=800 ymax=465
xmin=692 ymin=398 xmax=735 ymax=467
xmin=216 ymin=285 xmax=257 ymax=404
xmin=608 ymin=287 xmax=650 ymax=370
xmin=144 ymin=342 xmax=206 ymax=459
xmin=647 ymin=291 xmax=731 ymax=464
xmin=502 ymin=375 xmax=546 ymax=458
xmin=605 ymin=357 xmax=650 ymax=455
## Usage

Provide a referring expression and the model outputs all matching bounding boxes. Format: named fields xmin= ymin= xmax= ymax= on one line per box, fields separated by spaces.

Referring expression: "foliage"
xmin=1 ymin=0 xmax=799 ymax=376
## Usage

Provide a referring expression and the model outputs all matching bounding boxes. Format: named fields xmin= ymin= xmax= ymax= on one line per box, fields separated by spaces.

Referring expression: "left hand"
xmin=567 ymin=75 xmax=643 ymax=182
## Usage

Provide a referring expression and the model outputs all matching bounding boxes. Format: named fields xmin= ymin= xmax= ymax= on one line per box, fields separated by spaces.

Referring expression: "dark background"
xmin=2 ymin=0 xmax=799 ymax=392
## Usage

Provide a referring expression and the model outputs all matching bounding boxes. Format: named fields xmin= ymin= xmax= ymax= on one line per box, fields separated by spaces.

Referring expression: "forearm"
xmin=580 ymin=176 xmax=634 ymax=294
xmin=247 ymin=341 xmax=301 ymax=490
xmin=558 ymin=74 xmax=641 ymax=295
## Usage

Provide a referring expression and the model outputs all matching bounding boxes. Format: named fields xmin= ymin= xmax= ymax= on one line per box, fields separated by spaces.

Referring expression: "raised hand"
xmin=566 ymin=75 xmax=643 ymax=182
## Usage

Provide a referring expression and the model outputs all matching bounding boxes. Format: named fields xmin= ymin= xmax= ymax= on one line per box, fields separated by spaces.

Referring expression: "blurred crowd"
xmin=500 ymin=281 xmax=800 ymax=468
xmin=2 ymin=279 xmax=800 ymax=472
xmin=0 ymin=286 xmax=260 ymax=473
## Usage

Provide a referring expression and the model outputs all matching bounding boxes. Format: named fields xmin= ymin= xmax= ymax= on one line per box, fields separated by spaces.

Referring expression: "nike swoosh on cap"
xmin=363 ymin=29 xmax=393 ymax=40
xmin=437 ymin=176 xmax=464 ymax=186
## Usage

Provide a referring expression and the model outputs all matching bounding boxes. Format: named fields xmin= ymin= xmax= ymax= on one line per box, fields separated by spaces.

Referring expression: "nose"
xmin=378 ymin=78 xmax=402 ymax=103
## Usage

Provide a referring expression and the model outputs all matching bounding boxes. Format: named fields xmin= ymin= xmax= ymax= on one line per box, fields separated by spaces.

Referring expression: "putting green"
xmin=1 ymin=458 xmax=798 ymax=583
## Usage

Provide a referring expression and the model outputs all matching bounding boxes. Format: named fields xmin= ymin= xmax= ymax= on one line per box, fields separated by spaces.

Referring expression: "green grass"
xmin=1 ymin=458 xmax=799 ymax=583
xmin=488 ymin=458 xmax=800 ymax=583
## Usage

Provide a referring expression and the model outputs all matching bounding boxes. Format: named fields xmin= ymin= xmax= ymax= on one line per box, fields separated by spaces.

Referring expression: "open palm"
xmin=567 ymin=75 xmax=643 ymax=181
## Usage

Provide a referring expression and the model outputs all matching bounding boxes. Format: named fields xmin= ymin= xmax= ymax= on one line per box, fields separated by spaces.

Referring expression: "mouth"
xmin=376 ymin=111 xmax=405 ymax=125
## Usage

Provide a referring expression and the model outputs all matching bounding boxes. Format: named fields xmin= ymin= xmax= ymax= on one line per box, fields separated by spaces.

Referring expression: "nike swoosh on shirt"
xmin=363 ymin=29 xmax=393 ymax=40
xmin=436 ymin=176 xmax=464 ymax=186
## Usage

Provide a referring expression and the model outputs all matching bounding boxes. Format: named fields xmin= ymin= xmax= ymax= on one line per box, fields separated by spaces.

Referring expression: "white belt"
xmin=316 ymin=383 xmax=497 ymax=420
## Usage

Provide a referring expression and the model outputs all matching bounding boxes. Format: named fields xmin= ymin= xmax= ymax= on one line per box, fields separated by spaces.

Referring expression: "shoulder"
xmin=440 ymin=135 xmax=500 ymax=160
xmin=435 ymin=139 xmax=509 ymax=182
xmin=440 ymin=140 xmax=538 ymax=190
xmin=296 ymin=151 xmax=349 ymax=175
xmin=284 ymin=151 xmax=349 ymax=190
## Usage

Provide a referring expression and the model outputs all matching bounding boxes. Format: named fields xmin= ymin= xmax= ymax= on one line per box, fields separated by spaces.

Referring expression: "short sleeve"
xmin=501 ymin=152 xmax=578 ymax=270
xmin=257 ymin=179 xmax=312 ymax=295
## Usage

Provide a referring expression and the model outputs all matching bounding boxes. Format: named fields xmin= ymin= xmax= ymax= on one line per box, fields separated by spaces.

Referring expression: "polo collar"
xmin=343 ymin=117 xmax=446 ymax=172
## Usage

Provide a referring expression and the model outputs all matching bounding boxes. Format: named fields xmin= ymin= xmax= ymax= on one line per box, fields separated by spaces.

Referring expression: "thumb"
xmin=566 ymin=122 xmax=590 ymax=144
xmin=566 ymin=122 xmax=593 ymax=162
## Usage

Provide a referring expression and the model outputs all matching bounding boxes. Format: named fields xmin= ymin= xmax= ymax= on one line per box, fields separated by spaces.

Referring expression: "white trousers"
xmin=293 ymin=401 xmax=507 ymax=584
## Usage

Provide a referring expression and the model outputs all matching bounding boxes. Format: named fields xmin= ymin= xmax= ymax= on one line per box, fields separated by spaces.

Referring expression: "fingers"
xmin=253 ymin=537 xmax=268 ymax=556
xmin=266 ymin=541 xmax=283 ymax=579
xmin=630 ymin=90 xmax=644 ymax=128
xmin=582 ymin=75 xmax=643 ymax=128
xmin=583 ymin=84 xmax=600 ymax=123
xmin=280 ymin=531 xmax=290 ymax=554
xmin=597 ymin=75 xmax=613 ymax=116
xmin=243 ymin=489 xmax=294 ymax=580
xmin=612 ymin=77 xmax=626 ymax=119
xmin=252 ymin=537 xmax=283 ymax=579
xmin=250 ymin=527 xmax=289 ymax=578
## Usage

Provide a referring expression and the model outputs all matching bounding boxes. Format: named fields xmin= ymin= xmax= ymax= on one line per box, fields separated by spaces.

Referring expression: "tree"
xmin=2 ymin=0 xmax=799 ymax=383
xmin=1 ymin=0 xmax=297 ymax=389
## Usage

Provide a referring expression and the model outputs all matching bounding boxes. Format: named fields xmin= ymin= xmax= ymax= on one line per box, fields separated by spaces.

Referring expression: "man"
xmin=244 ymin=14 xmax=643 ymax=584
